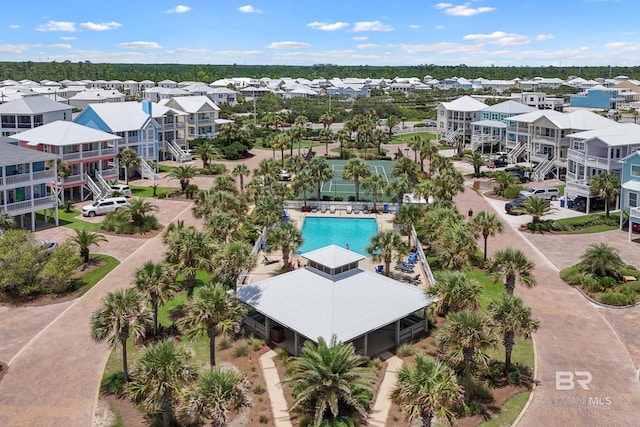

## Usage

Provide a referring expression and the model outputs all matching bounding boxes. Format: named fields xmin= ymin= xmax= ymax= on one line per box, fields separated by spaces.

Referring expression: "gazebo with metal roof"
xmin=237 ymin=245 xmax=436 ymax=356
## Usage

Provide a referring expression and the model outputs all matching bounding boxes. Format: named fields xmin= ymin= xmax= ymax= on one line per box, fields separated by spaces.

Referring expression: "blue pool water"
xmin=298 ymin=217 xmax=378 ymax=256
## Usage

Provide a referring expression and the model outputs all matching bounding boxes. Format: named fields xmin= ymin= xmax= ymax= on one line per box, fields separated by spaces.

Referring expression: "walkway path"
xmin=453 ymin=183 xmax=640 ymax=427
xmin=259 ymin=350 xmax=293 ymax=427
xmin=368 ymin=354 xmax=403 ymax=427
xmin=0 ymin=201 xmax=196 ymax=427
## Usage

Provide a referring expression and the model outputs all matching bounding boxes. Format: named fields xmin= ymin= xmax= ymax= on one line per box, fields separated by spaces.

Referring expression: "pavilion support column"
xmin=264 ymin=317 xmax=270 ymax=341
xmin=395 ymin=320 xmax=400 ymax=346
xmin=294 ymin=332 xmax=299 ymax=357
xmin=363 ymin=334 xmax=368 ymax=357
xmin=31 ymin=211 xmax=35 ymax=231
xmin=424 ymin=307 xmax=429 ymax=333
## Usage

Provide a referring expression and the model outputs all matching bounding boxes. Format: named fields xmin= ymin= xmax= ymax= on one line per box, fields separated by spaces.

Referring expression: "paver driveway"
xmin=455 ymin=186 xmax=640 ymax=427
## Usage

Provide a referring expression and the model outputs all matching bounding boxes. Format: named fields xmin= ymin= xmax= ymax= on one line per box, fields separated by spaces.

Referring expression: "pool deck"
xmin=248 ymin=209 xmax=427 ymax=289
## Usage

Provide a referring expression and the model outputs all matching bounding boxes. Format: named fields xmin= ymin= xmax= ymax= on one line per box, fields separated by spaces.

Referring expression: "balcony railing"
xmin=2 ymin=169 xmax=56 ymax=186
xmin=584 ymin=155 xmax=620 ymax=170
xmin=100 ymin=167 xmax=118 ymax=178
xmin=4 ymin=195 xmax=57 ymax=213
xmin=565 ymin=180 xmax=590 ymax=196
xmin=630 ymin=207 xmax=640 ymax=219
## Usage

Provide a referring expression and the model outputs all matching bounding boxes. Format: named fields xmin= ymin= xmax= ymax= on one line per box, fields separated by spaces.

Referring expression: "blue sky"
xmin=0 ymin=1 xmax=637 ymax=66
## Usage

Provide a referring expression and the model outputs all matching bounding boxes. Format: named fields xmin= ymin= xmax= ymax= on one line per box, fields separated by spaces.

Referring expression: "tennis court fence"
xmin=284 ymin=200 xmax=399 ymax=213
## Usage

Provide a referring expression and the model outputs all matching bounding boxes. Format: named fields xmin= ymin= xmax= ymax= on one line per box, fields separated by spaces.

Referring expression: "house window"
xmin=17 ymin=116 xmax=31 ymax=128
xmin=629 ymin=192 xmax=638 ymax=208
xmin=1 ymin=115 xmax=15 ymax=128
xmin=631 ymin=165 xmax=640 ymax=178
xmin=33 ymin=115 xmax=43 ymax=127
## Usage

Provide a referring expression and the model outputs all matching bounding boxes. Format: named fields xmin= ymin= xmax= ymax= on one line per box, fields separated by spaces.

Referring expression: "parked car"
xmin=82 ymin=197 xmax=129 ymax=217
xmin=279 ymin=170 xmax=292 ymax=181
xmin=519 ymin=187 xmax=560 ymax=201
xmin=36 ymin=239 xmax=58 ymax=254
xmin=572 ymin=196 xmax=605 ymax=213
xmin=505 ymin=167 xmax=530 ymax=183
xmin=425 ymin=121 xmax=437 ymax=127
xmin=490 ymin=158 xmax=509 ymax=168
xmin=505 ymin=197 xmax=528 ymax=215
xmin=632 ymin=222 xmax=640 ymax=232
xmin=110 ymin=184 xmax=132 ymax=197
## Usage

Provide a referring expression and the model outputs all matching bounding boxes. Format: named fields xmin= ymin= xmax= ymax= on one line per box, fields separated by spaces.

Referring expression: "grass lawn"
xmin=79 ymin=254 xmax=120 ymax=295
xmin=37 ymin=208 xmax=101 ymax=232
xmin=129 ymin=185 xmax=180 ymax=198
xmin=388 ymin=132 xmax=437 ymax=145
xmin=478 ymin=392 xmax=531 ymax=427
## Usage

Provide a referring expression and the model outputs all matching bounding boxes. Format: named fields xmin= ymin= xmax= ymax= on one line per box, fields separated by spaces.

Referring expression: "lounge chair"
xmin=320 ymin=204 xmax=327 ymax=213
xmin=394 ymin=264 xmax=414 ymax=273
xmin=382 ymin=204 xmax=389 ymax=214
xmin=362 ymin=205 xmax=370 ymax=214
xmin=353 ymin=206 xmax=360 ymax=214
xmin=375 ymin=265 xmax=384 ymax=274
xmin=262 ymin=255 xmax=279 ymax=265
xmin=346 ymin=205 xmax=353 ymax=214
xmin=329 ymin=205 xmax=336 ymax=214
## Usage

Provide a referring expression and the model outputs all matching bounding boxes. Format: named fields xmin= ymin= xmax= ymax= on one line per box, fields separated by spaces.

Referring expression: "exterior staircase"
xmin=166 ymin=140 xmax=192 ymax=162
xmin=138 ymin=158 xmax=162 ymax=180
xmin=532 ymin=157 xmax=555 ymax=182
xmin=508 ymin=143 xmax=527 ymax=164
xmin=85 ymin=175 xmax=111 ymax=201
xmin=442 ymin=128 xmax=463 ymax=145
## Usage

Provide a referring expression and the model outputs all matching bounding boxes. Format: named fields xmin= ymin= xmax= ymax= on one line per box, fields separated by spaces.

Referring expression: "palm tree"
xmin=433 ymin=168 xmax=465 ymax=202
xmin=371 ymin=128 xmax=389 ymax=155
xmin=255 ymin=158 xmax=281 ymax=187
xmin=134 ymin=261 xmax=177 ymax=336
xmin=293 ymin=168 xmax=315 ymax=210
xmin=181 ymin=367 xmax=253 ymax=427
xmin=491 ymin=171 xmax=519 ymax=196
xmin=580 ymin=242 xmax=624 ymax=278
xmin=194 ymin=139 xmax=217 ymax=168
xmin=430 ymin=155 xmax=452 ymax=177
xmin=488 ymin=248 xmax=537 ymax=295
xmin=90 ymin=288 xmax=149 ymax=382
xmin=308 ymin=156 xmax=333 ymax=201
xmin=428 ymin=271 xmax=482 ymax=315
xmin=342 ymin=158 xmax=372 ymax=202
xmin=465 ymin=151 xmax=485 ymax=178
xmin=391 ymin=353 xmax=463 ymax=427
xmin=418 ymin=140 xmax=439 ymax=176
xmin=215 ymin=240 xmax=255 ymax=294
xmin=319 ymin=128 xmax=334 ymax=155
xmin=319 ymin=112 xmax=335 ymax=130
xmin=336 ymin=129 xmax=351 ymax=159
xmin=435 ymin=310 xmax=497 ymax=404
xmin=232 ymin=164 xmax=250 ymax=191
xmin=125 ymin=197 xmax=158 ymax=227
xmin=589 ymin=171 xmax=621 ymax=217
xmin=179 ymin=283 xmax=246 ymax=368
xmin=284 ymin=154 xmax=306 ymax=174
xmin=515 ymin=197 xmax=556 ymax=224
xmin=126 ymin=339 xmax=197 ymax=427
xmin=204 ymin=211 xmax=238 ymax=243
xmin=254 ymin=194 xmax=282 ymax=227
xmin=283 ymin=337 xmax=376 ymax=425
xmin=361 ymin=174 xmax=387 ymax=212
xmin=392 ymin=156 xmax=418 ymax=183
xmin=162 ymin=219 xmax=186 ymax=243
xmin=117 ymin=148 xmax=140 ymax=184
xmin=395 ymin=204 xmax=423 ymax=245
xmin=472 ymin=211 xmax=504 ymax=261
xmin=489 ymin=295 xmax=539 ymax=373
xmin=366 ymin=229 xmax=407 ymax=275
xmin=387 ymin=115 xmax=400 ymax=137
xmin=387 ymin=176 xmax=412 ymax=205
xmin=266 ymin=221 xmax=303 ymax=266
xmin=168 ymin=165 xmax=198 ymax=192
xmin=213 ymin=174 xmax=237 ymax=193
xmin=165 ymin=227 xmax=213 ymax=298
xmin=272 ymin=132 xmax=292 ymax=166
xmin=408 ymin=134 xmax=423 ymax=163
xmin=434 ymin=222 xmax=478 ymax=270
xmin=71 ymin=229 xmax=107 ymax=264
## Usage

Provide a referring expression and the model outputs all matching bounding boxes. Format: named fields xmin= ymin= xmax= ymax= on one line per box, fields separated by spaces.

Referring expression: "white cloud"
xmin=353 ymin=36 xmax=368 ymax=41
xmin=216 ymin=50 xmax=264 ymax=56
xmin=119 ymin=41 xmax=162 ymax=49
xmin=604 ymin=42 xmax=640 ymax=52
xmin=166 ymin=47 xmax=209 ymax=54
xmin=435 ymin=25 xmax=445 ymax=30
xmin=80 ymin=21 xmax=122 ymax=31
xmin=436 ymin=2 xmax=495 ymax=16
xmin=36 ymin=21 xmax=76 ymax=32
xmin=536 ymin=34 xmax=554 ymax=41
xmin=353 ymin=20 xmax=393 ymax=32
xmin=239 ymin=5 xmax=263 ymax=13
xmin=167 ymin=5 xmax=191 ymax=13
xmin=9 ymin=25 xmax=20 ymax=29
xmin=358 ymin=44 xmax=384 ymax=49
xmin=0 ymin=44 xmax=29 ymax=53
xmin=60 ymin=36 xmax=76 ymax=41
xmin=307 ymin=21 xmax=349 ymax=31
xmin=409 ymin=24 xmax=420 ymax=29
xmin=46 ymin=44 xmax=72 ymax=49
xmin=268 ymin=41 xmax=310 ymax=49
xmin=399 ymin=41 xmax=486 ymax=55
xmin=463 ymin=31 xmax=530 ymax=46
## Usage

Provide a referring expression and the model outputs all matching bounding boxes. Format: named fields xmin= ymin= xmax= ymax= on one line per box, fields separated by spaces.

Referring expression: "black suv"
xmin=505 ymin=167 xmax=531 ymax=183
xmin=573 ymin=196 xmax=605 ymax=212
xmin=505 ymin=197 xmax=528 ymax=215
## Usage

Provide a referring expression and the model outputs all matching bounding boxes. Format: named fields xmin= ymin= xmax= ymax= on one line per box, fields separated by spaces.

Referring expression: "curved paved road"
xmin=454 ymin=185 xmax=640 ymax=426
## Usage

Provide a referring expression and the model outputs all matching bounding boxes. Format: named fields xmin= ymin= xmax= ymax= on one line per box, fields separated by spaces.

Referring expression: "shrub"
xmin=502 ymin=185 xmax=525 ymax=199
xmin=231 ymin=341 xmax=250 ymax=358
xmin=369 ymin=357 xmax=383 ymax=371
xmin=599 ymin=290 xmax=636 ymax=306
xmin=348 ymin=195 xmax=356 ymax=202
xmin=221 ymin=141 xmax=250 ymax=160
xmin=101 ymin=372 xmax=126 ymax=395
xmin=217 ymin=335 xmax=231 ymax=350
xmin=582 ymin=274 xmax=603 ymax=294
xmin=599 ymin=276 xmax=618 ymax=290
xmin=461 ymin=400 xmax=484 ymax=417
xmin=184 ymin=184 xmax=198 ymax=199
xmin=621 ymin=281 xmax=640 ymax=294
xmin=252 ymin=382 xmax=266 ymax=395
xmin=527 ymin=221 xmax=554 ymax=233
xmin=560 ymin=264 xmax=583 ymax=286
xmin=247 ymin=336 xmax=265 ymax=351
xmin=507 ymin=369 xmax=522 ymax=385
xmin=201 ymin=163 xmax=227 ymax=175
xmin=258 ymin=413 xmax=269 ymax=424
xmin=395 ymin=342 xmax=414 ymax=357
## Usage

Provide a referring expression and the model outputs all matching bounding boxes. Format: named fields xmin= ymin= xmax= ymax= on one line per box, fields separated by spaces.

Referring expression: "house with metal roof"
xmin=0 ymin=96 xmax=72 ymax=137
xmin=12 ymin=121 xmax=122 ymax=202
xmin=237 ymin=245 xmax=436 ymax=356
xmin=160 ymin=95 xmax=221 ymax=140
xmin=0 ymin=139 xmax=60 ymax=230
xmin=437 ymin=95 xmax=487 ymax=144
xmin=471 ymin=100 xmax=536 ymax=153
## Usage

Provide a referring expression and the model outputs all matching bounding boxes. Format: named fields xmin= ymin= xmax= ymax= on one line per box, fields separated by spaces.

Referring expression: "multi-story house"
xmin=569 ymin=86 xmax=626 ymax=110
xmin=0 ymin=96 xmax=72 ymax=137
xmin=565 ymin=123 xmax=640 ymax=213
xmin=74 ymin=101 xmax=160 ymax=180
xmin=151 ymin=103 xmax=189 ymax=160
xmin=513 ymin=92 xmax=564 ymax=111
xmin=507 ymin=110 xmax=615 ymax=181
xmin=13 ymin=121 xmax=121 ymax=202
xmin=0 ymin=139 xmax=59 ymax=230
xmin=436 ymin=95 xmax=486 ymax=144
xmin=619 ymin=149 xmax=640 ymax=239
xmin=160 ymin=95 xmax=220 ymax=140
xmin=470 ymin=100 xmax=535 ymax=152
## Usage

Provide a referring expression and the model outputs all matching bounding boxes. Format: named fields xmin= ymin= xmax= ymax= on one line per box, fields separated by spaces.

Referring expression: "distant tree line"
xmin=1 ymin=61 xmax=639 ymax=83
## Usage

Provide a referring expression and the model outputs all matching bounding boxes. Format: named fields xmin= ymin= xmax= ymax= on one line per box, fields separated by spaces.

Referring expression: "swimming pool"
xmin=298 ymin=217 xmax=378 ymax=256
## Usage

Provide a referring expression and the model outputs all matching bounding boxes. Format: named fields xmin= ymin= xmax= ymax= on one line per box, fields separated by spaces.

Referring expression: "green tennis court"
xmin=314 ymin=159 xmax=395 ymax=201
